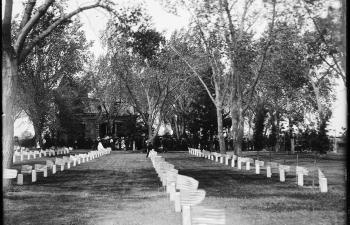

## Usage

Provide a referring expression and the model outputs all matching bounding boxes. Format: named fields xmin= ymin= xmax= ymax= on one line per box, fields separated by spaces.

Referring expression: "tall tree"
xmin=17 ymin=17 xmax=91 ymax=147
xmin=2 ymin=0 xmax=139 ymax=184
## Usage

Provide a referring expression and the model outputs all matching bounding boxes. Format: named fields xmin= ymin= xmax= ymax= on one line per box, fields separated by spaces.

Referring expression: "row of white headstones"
xmin=188 ymin=148 xmax=328 ymax=193
xmin=12 ymin=147 xmax=72 ymax=163
xmin=4 ymin=147 xmax=112 ymax=185
xmin=149 ymin=150 xmax=226 ymax=225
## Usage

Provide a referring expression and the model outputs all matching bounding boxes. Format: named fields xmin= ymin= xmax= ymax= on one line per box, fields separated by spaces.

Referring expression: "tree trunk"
xmin=273 ymin=111 xmax=280 ymax=152
xmin=2 ymin=51 xmax=17 ymax=188
xmin=173 ymin=116 xmax=180 ymax=139
xmin=231 ymin=97 xmax=243 ymax=155
xmin=147 ymin=121 xmax=153 ymax=143
xmin=216 ymin=106 xmax=226 ymax=153
xmin=236 ymin=117 xmax=244 ymax=154
xmin=33 ymin=120 xmax=44 ymax=148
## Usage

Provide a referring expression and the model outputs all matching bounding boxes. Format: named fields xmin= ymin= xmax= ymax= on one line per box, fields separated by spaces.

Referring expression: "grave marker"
xmin=296 ymin=166 xmax=309 ymax=186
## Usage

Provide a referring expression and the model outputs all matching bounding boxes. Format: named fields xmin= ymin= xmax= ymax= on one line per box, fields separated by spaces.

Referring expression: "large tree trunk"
xmin=173 ymin=116 xmax=180 ymax=139
xmin=2 ymin=51 xmax=17 ymax=188
xmin=216 ymin=105 xmax=226 ymax=153
xmin=231 ymin=97 xmax=243 ymax=155
xmin=33 ymin=119 xmax=44 ymax=148
xmin=236 ymin=117 xmax=244 ymax=154
xmin=273 ymin=111 xmax=280 ymax=152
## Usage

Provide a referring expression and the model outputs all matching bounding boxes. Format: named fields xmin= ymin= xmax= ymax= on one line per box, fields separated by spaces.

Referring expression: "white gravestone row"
xmin=12 ymin=148 xmax=111 ymax=185
xmin=188 ymin=148 xmax=328 ymax=193
xmin=149 ymin=149 xmax=226 ymax=225
xmin=13 ymin=147 xmax=73 ymax=163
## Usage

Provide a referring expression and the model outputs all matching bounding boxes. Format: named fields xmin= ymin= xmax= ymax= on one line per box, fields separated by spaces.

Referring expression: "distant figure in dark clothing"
xmin=145 ymin=140 xmax=152 ymax=158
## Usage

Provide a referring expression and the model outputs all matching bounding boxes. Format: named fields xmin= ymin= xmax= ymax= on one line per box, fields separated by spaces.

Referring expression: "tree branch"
xmin=18 ymin=0 xmax=110 ymax=62
xmin=170 ymin=45 xmax=216 ymax=104
xmin=2 ymin=0 xmax=14 ymax=54
xmin=243 ymin=0 xmax=276 ymax=113
xmin=19 ymin=0 xmax=37 ymax=30
xmin=14 ymin=0 xmax=54 ymax=56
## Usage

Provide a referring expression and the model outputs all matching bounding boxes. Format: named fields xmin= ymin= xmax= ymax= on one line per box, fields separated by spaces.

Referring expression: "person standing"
xmin=121 ymin=137 xmax=126 ymax=151
xmin=145 ymin=140 xmax=152 ymax=158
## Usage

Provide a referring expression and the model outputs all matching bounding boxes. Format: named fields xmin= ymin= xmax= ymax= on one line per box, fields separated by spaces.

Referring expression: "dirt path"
xmin=4 ymin=152 xmax=181 ymax=225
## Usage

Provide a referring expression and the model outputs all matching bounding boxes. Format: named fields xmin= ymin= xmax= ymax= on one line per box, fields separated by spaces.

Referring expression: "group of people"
xmin=96 ymin=136 xmax=127 ymax=151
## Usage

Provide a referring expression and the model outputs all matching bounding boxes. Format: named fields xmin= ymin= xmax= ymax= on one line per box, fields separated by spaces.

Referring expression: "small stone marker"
xmin=231 ymin=155 xmax=237 ymax=167
xmin=35 ymin=164 xmax=48 ymax=177
xmin=237 ymin=157 xmax=242 ymax=170
xmin=4 ymin=169 xmax=18 ymax=179
xmin=219 ymin=154 xmax=224 ymax=164
xmin=278 ymin=165 xmax=290 ymax=182
xmin=255 ymin=160 xmax=264 ymax=174
xmin=17 ymin=174 xmax=23 ymax=185
xmin=296 ymin=166 xmax=309 ymax=186
xmin=21 ymin=165 xmax=33 ymax=174
xmin=318 ymin=168 xmax=328 ymax=193
xmin=245 ymin=158 xmax=253 ymax=170
xmin=31 ymin=170 xmax=37 ymax=182
xmin=266 ymin=165 xmax=272 ymax=178
xmin=225 ymin=155 xmax=230 ymax=165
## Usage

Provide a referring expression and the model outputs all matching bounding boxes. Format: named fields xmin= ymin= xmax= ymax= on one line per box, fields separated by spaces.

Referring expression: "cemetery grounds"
xmin=3 ymin=150 xmax=346 ymax=225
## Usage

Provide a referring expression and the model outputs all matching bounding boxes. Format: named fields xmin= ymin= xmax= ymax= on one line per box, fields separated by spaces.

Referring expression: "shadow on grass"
xmin=6 ymin=167 xmax=161 ymax=194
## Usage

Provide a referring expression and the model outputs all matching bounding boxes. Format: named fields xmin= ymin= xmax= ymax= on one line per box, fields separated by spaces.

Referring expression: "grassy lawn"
xmin=4 ymin=150 xmax=346 ymax=225
xmin=161 ymin=151 xmax=346 ymax=225
xmin=4 ymin=151 xmax=181 ymax=225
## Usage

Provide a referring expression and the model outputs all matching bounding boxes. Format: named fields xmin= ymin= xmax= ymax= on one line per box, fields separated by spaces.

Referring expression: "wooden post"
xmin=67 ymin=162 xmax=71 ymax=169
xmin=20 ymin=153 xmax=24 ymax=161
xmin=52 ymin=165 xmax=57 ymax=174
xmin=237 ymin=158 xmax=242 ymax=170
xmin=60 ymin=164 xmax=64 ymax=171
xmin=73 ymin=160 xmax=76 ymax=167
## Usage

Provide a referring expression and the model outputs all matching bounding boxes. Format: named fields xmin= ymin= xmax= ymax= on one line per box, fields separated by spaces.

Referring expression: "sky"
xmin=3 ymin=0 xmax=347 ymax=137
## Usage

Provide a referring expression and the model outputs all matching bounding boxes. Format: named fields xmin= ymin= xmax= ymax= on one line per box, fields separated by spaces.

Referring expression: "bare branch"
xmin=302 ymin=0 xmax=345 ymax=83
xmin=14 ymin=0 xmax=54 ymax=56
xmin=170 ymin=45 xmax=216 ymax=104
xmin=19 ymin=0 xmax=37 ymax=30
xmin=18 ymin=0 xmax=111 ymax=62
xmin=243 ymin=0 xmax=276 ymax=113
